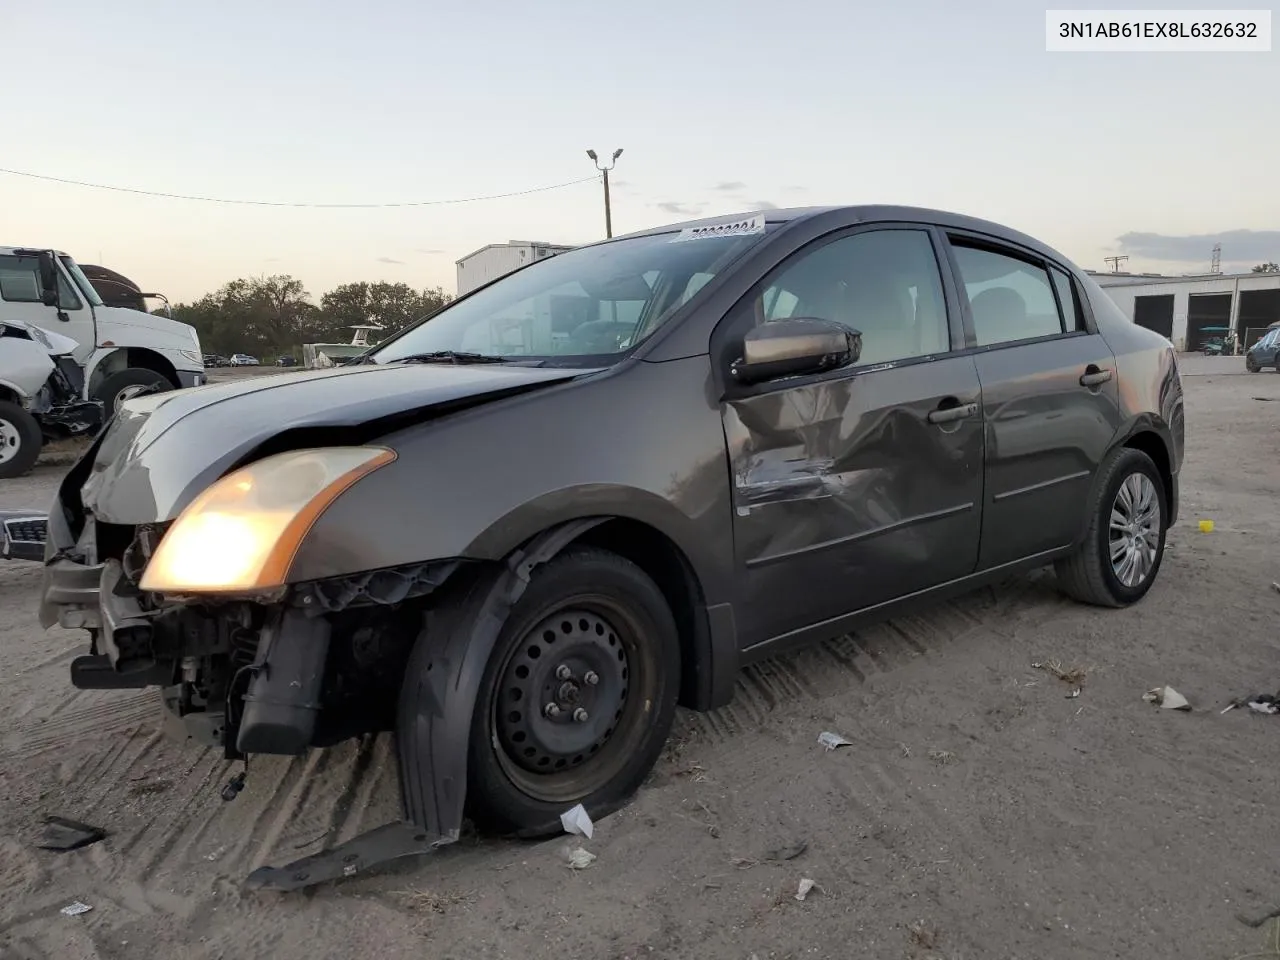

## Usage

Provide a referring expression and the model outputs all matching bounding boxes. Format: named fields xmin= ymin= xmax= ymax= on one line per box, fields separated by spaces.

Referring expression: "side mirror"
xmin=36 ymin=251 xmax=59 ymax=308
xmin=730 ymin=317 xmax=861 ymax=385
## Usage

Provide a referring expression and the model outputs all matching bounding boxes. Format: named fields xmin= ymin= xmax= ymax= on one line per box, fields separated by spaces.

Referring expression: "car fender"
xmin=1072 ymin=412 xmax=1179 ymax=549
xmin=397 ymin=518 xmax=606 ymax=839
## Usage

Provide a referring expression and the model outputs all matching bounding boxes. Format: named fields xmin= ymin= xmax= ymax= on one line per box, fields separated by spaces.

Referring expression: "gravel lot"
xmin=2 ymin=356 xmax=1278 ymax=960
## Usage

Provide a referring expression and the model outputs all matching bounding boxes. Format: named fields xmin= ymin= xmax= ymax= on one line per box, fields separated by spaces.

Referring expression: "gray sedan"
xmin=38 ymin=205 xmax=1183 ymax=887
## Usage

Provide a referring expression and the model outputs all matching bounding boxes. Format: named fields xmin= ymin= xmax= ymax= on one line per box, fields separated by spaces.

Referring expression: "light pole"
xmin=586 ymin=148 xmax=623 ymax=238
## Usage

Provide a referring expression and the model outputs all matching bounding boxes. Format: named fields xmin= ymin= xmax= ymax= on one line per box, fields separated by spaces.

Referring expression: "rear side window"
xmin=1049 ymin=266 xmax=1085 ymax=332
xmin=951 ymin=244 xmax=1065 ymax=346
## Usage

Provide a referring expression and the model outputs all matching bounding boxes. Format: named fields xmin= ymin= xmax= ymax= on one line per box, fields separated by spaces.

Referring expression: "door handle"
xmin=927 ymin=401 xmax=978 ymax=425
xmin=1079 ymin=366 xmax=1112 ymax=387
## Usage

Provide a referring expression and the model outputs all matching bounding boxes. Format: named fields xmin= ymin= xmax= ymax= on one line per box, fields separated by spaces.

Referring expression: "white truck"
xmin=0 ymin=246 xmax=205 ymax=416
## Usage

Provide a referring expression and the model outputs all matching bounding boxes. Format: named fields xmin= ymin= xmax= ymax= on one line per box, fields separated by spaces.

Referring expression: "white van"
xmin=0 ymin=247 xmax=205 ymax=416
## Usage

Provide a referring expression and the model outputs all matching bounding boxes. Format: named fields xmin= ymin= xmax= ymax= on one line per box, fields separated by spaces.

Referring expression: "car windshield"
xmin=59 ymin=256 xmax=105 ymax=308
xmin=371 ymin=226 xmax=774 ymax=366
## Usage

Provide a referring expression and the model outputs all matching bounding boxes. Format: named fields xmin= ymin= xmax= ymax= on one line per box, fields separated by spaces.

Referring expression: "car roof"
xmin=608 ymin=205 xmax=1075 ymax=269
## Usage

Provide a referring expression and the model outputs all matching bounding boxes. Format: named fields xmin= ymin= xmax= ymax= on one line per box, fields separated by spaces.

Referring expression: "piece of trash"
xmin=559 ymin=803 xmax=594 ymax=840
xmin=38 ymin=816 xmax=106 ymax=852
xmin=1271 ymin=582 xmax=1280 ymax=595
xmin=1247 ymin=695 xmax=1279 ymax=715
xmin=1065 ymin=688 xmax=1081 ymax=699
xmin=1198 ymin=519 xmax=1215 ymax=533
xmin=1143 ymin=686 xmax=1191 ymax=711
xmin=60 ymin=901 xmax=92 ymax=917
xmin=764 ymin=840 xmax=808 ymax=862
xmin=566 ymin=847 xmax=596 ymax=870
xmin=817 ymin=731 xmax=852 ymax=751
xmin=795 ymin=878 xmax=816 ymax=901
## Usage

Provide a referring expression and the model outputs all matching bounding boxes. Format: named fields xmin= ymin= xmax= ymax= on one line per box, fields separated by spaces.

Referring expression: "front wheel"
xmin=463 ymin=547 xmax=680 ymax=837
xmin=0 ymin=401 xmax=42 ymax=479
xmin=93 ymin=368 xmax=172 ymax=419
xmin=1246 ymin=358 xmax=1259 ymax=372
xmin=1054 ymin=447 xmax=1167 ymax=608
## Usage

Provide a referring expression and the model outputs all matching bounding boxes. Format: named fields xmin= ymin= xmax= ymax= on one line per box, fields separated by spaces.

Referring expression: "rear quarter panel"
xmin=1080 ymin=273 xmax=1185 ymax=503
xmin=293 ymin=356 xmax=738 ymax=603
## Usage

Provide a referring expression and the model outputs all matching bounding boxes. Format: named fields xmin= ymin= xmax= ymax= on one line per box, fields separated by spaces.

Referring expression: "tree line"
xmin=170 ymin=276 xmax=453 ymax=358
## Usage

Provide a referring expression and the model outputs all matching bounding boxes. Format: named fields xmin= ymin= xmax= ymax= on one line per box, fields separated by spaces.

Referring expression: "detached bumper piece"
xmin=39 ymin=400 xmax=103 ymax=442
xmin=1 ymin=512 xmax=47 ymax=563
xmin=243 ymin=820 xmax=456 ymax=892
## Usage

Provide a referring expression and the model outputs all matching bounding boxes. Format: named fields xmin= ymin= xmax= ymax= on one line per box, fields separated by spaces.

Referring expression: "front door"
xmin=716 ymin=226 xmax=985 ymax=650
xmin=943 ymin=235 xmax=1123 ymax=570
xmin=0 ymin=252 xmax=95 ymax=362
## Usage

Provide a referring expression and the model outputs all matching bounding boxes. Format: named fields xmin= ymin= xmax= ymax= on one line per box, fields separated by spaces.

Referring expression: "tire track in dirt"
xmin=679 ymin=586 xmax=1053 ymax=747
xmin=3 ymin=692 xmax=159 ymax=761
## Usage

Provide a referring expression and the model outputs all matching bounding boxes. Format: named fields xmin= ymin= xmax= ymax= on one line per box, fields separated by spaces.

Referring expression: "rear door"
xmin=714 ymin=225 xmax=986 ymax=649
xmin=941 ymin=232 xmax=1122 ymax=570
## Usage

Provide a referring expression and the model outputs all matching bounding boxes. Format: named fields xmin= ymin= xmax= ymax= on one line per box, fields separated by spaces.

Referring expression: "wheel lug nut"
xmin=572 ymin=708 xmax=589 ymax=723
xmin=544 ymin=703 xmax=561 ymax=718
xmin=584 ymin=671 xmax=599 ymax=686
xmin=555 ymin=664 xmax=572 ymax=681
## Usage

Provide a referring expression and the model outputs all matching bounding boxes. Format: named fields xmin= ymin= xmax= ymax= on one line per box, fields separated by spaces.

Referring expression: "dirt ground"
xmin=2 ymin=356 xmax=1278 ymax=960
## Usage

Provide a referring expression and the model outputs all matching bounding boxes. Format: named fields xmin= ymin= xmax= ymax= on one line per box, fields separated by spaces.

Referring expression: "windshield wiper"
xmin=394 ymin=351 xmax=510 ymax=365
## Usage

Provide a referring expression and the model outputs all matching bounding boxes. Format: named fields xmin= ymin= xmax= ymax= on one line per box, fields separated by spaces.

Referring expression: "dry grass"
xmin=908 ymin=919 xmax=942 ymax=950
xmin=928 ymin=750 xmax=956 ymax=766
xmin=1032 ymin=658 xmax=1093 ymax=688
xmin=394 ymin=887 xmax=472 ymax=914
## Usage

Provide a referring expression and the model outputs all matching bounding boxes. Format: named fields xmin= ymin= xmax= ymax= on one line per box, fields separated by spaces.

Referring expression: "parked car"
xmin=1245 ymin=327 xmax=1280 ymax=372
xmin=38 ymin=205 xmax=1183 ymax=889
xmin=229 ymin=354 xmax=258 ymax=366
xmin=275 ymin=356 xmax=298 ymax=367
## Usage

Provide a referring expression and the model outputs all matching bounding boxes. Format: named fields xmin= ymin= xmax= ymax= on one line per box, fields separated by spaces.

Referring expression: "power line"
xmin=0 ymin=166 xmax=601 ymax=208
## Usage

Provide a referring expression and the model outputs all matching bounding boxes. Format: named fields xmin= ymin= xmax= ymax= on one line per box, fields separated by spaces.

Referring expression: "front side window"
xmin=730 ymin=228 xmax=951 ymax=368
xmin=373 ymin=228 xmax=772 ymax=366
xmin=0 ymin=254 xmax=83 ymax=309
xmin=951 ymin=244 xmax=1065 ymax=346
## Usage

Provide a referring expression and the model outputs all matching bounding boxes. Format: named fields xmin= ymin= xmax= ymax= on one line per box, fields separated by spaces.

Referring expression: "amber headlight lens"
xmin=139 ymin=446 xmax=395 ymax=593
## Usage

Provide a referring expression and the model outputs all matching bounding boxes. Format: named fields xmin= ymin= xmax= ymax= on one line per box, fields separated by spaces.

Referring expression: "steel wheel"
xmin=1108 ymin=473 xmax=1162 ymax=588
xmin=491 ymin=596 xmax=651 ymax=803
xmin=0 ymin=417 xmax=20 ymax=466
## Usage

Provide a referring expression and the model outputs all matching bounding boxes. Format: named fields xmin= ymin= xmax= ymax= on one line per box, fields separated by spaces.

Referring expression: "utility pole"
xmin=1104 ymin=255 xmax=1129 ymax=273
xmin=586 ymin=148 xmax=623 ymax=238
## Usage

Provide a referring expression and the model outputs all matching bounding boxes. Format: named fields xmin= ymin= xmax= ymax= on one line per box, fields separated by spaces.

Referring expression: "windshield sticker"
xmin=670 ymin=214 xmax=766 ymax=243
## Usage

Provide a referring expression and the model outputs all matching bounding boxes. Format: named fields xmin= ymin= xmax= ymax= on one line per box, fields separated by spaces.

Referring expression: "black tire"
xmin=1054 ymin=447 xmax=1167 ymax=608
xmin=1245 ymin=358 xmax=1259 ymax=372
xmin=0 ymin=401 xmax=42 ymax=479
xmin=463 ymin=546 xmax=681 ymax=837
xmin=93 ymin=368 xmax=172 ymax=419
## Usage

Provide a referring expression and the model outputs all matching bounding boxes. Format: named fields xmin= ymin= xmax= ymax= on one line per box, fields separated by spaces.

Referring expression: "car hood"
xmin=93 ymin=305 xmax=200 ymax=354
xmin=78 ymin=361 xmax=596 ymax=524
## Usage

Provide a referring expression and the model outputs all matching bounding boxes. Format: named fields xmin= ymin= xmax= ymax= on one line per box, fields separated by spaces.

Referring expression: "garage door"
xmin=1238 ymin=289 xmax=1280 ymax=348
xmin=1186 ymin=293 xmax=1232 ymax=351
xmin=1133 ymin=294 xmax=1175 ymax=338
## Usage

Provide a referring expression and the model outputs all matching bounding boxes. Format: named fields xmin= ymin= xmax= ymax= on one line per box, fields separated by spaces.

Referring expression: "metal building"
xmin=1090 ymin=271 xmax=1280 ymax=352
xmin=455 ymin=241 xmax=575 ymax=296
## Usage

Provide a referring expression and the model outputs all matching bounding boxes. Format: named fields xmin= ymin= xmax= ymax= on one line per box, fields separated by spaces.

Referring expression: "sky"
xmin=4 ymin=0 xmax=1277 ymax=303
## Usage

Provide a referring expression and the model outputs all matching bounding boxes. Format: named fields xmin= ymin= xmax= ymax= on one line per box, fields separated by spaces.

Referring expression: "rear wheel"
xmin=94 ymin=368 xmax=172 ymax=419
xmin=465 ymin=547 xmax=680 ymax=837
xmin=0 ymin=401 xmax=41 ymax=479
xmin=1054 ymin=447 xmax=1166 ymax=607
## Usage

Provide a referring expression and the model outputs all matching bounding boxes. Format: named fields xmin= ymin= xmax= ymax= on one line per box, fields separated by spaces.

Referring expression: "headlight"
xmin=139 ymin=446 xmax=396 ymax=593
xmin=179 ymin=349 xmax=203 ymax=366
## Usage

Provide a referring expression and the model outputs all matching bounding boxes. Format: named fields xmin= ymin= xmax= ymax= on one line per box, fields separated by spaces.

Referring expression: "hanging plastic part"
xmin=221 ymin=766 xmax=247 ymax=802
